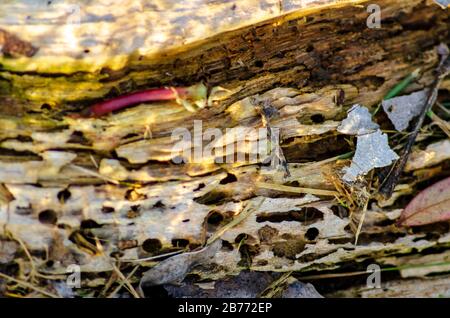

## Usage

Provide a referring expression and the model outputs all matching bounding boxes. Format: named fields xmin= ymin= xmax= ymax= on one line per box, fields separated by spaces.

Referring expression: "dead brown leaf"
xmin=398 ymin=176 xmax=450 ymax=226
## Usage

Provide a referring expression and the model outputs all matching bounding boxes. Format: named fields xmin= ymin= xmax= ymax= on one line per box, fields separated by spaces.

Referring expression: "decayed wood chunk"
xmin=0 ymin=0 xmax=368 ymax=73
xmin=0 ymin=0 xmax=449 ymax=295
xmin=0 ymin=0 xmax=448 ymax=112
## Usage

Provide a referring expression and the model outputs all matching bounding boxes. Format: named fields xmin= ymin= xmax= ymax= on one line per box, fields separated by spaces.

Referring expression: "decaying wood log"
xmin=0 ymin=0 xmax=449 ymax=297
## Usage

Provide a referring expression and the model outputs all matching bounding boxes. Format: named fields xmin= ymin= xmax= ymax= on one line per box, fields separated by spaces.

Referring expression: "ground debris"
xmin=163 ymin=271 xmax=274 ymax=298
xmin=281 ymin=279 xmax=323 ymax=298
xmin=162 ymin=271 xmax=322 ymax=298
xmin=140 ymin=240 xmax=222 ymax=288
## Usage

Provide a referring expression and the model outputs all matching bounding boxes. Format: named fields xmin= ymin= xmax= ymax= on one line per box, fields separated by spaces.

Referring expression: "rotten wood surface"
xmin=0 ymin=0 xmax=449 ymax=297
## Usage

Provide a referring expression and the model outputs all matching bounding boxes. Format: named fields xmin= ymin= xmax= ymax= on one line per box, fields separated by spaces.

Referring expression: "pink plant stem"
xmin=87 ymin=87 xmax=189 ymax=117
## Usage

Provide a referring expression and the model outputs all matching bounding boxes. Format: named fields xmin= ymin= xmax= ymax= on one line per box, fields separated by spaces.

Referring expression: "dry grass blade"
xmin=256 ymin=182 xmax=338 ymax=197
xmin=0 ymin=272 xmax=60 ymax=298
xmin=6 ymin=231 xmax=38 ymax=281
xmin=259 ymin=271 xmax=293 ymax=298
xmin=68 ymin=164 xmax=120 ymax=185
xmin=120 ymin=250 xmax=185 ymax=263
xmin=111 ymin=263 xmax=141 ymax=298
xmin=436 ymin=102 xmax=450 ymax=116
xmin=107 ymin=265 xmax=140 ymax=298
xmin=353 ymin=198 xmax=369 ymax=245
xmin=428 ymin=111 xmax=450 ymax=138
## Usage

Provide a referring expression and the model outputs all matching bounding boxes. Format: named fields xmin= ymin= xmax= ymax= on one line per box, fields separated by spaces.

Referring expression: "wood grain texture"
xmin=0 ymin=0 xmax=449 ymax=294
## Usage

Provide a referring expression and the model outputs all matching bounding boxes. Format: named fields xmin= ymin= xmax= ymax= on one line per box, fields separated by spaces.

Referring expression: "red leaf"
xmin=398 ymin=176 xmax=450 ymax=227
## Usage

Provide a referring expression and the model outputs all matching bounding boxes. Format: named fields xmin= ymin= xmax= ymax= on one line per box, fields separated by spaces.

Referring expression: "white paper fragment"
xmin=433 ymin=0 xmax=450 ymax=9
xmin=338 ymin=105 xmax=399 ymax=182
xmin=382 ymin=90 xmax=427 ymax=131
xmin=343 ymin=130 xmax=399 ymax=182
xmin=337 ymin=104 xmax=379 ymax=135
